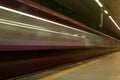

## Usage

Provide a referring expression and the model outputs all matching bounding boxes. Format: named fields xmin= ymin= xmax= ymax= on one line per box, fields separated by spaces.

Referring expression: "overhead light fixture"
xmin=95 ymin=0 xmax=103 ymax=7
xmin=95 ymin=1 xmax=120 ymax=31
xmin=108 ymin=16 xmax=120 ymax=31
xmin=104 ymin=10 xmax=109 ymax=14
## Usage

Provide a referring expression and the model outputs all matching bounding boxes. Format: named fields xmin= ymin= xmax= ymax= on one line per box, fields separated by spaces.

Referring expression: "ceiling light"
xmin=104 ymin=10 xmax=109 ymax=14
xmin=95 ymin=0 xmax=103 ymax=7
xmin=108 ymin=16 xmax=120 ymax=31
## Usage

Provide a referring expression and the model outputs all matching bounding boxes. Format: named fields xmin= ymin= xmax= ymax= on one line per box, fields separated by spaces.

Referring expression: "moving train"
xmin=0 ymin=0 xmax=120 ymax=79
xmin=0 ymin=0 xmax=120 ymax=51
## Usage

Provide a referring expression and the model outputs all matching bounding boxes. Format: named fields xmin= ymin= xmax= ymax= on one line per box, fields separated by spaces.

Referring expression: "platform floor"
xmin=14 ymin=51 xmax=120 ymax=80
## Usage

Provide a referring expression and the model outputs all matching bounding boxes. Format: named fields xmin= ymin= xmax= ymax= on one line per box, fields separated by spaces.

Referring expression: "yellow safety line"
xmin=39 ymin=58 xmax=102 ymax=80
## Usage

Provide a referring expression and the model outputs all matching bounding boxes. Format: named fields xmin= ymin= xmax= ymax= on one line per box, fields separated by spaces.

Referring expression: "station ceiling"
xmin=31 ymin=0 xmax=120 ymax=40
xmin=101 ymin=0 xmax=120 ymax=39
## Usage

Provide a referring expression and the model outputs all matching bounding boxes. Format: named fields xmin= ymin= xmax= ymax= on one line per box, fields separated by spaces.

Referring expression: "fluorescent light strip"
xmin=104 ymin=10 xmax=109 ymax=14
xmin=0 ymin=18 xmax=79 ymax=37
xmin=95 ymin=0 xmax=103 ymax=7
xmin=94 ymin=1 xmax=120 ymax=31
xmin=109 ymin=16 xmax=120 ymax=31
xmin=0 ymin=6 xmax=94 ymax=36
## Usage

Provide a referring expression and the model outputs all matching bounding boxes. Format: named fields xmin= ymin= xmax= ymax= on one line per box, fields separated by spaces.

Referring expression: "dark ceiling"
xmin=30 ymin=0 xmax=120 ymax=40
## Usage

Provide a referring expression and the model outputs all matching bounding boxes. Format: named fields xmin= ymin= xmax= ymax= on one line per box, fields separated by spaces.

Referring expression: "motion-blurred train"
xmin=0 ymin=0 xmax=120 ymax=79
xmin=0 ymin=0 xmax=120 ymax=51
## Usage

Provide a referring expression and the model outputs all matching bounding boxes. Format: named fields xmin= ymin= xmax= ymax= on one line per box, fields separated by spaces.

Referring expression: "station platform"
xmin=12 ymin=51 xmax=120 ymax=80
